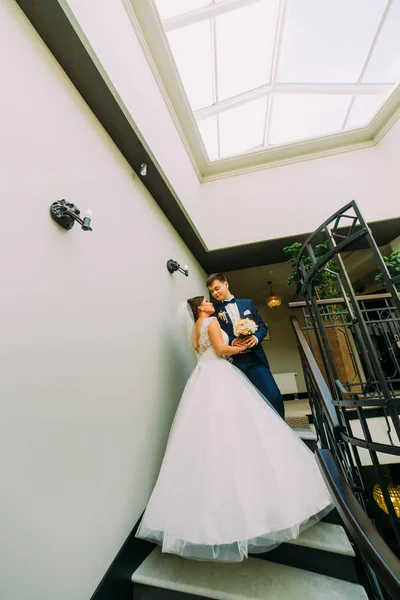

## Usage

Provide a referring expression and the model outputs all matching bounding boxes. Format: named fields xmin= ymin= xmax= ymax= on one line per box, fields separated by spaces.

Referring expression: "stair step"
xmin=261 ymin=522 xmax=357 ymax=583
xmin=132 ymin=547 xmax=367 ymax=600
xmin=285 ymin=415 xmax=310 ymax=429
xmin=286 ymin=522 xmax=354 ymax=556
xmin=293 ymin=428 xmax=318 ymax=451
xmin=294 ymin=428 xmax=317 ymax=441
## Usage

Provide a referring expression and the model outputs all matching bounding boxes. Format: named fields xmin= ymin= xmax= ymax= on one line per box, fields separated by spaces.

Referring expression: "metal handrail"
xmin=317 ymin=449 xmax=400 ymax=600
xmin=289 ymin=293 xmax=393 ymax=309
xmin=291 ymin=316 xmax=400 ymax=599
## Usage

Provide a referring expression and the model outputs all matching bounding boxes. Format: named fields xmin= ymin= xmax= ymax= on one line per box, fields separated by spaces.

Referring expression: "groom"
xmin=207 ymin=273 xmax=284 ymax=418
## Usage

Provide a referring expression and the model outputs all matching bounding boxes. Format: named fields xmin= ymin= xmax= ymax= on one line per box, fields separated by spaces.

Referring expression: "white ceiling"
xmin=129 ymin=0 xmax=400 ymax=178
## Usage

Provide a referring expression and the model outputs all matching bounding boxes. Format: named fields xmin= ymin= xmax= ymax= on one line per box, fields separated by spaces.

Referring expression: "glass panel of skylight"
xmin=363 ymin=0 xmax=400 ymax=83
xmin=155 ymin=0 xmax=211 ymax=21
xmin=197 ymin=115 xmax=219 ymax=160
xmin=167 ymin=21 xmax=214 ymax=111
xmin=277 ymin=0 xmax=387 ymax=83
xmin=218 ymin=97 xmax=267 ymax=158
xmin=268 ymin=94 xmax=352 ymax=145
xmin=345 ymin=94 xmax=389 ymax=129
xmin=215 ymin=0 xmax=278 ymax=101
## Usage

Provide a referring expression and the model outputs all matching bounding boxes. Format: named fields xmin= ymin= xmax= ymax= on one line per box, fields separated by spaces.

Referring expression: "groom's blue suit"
xmin=213 ymin=298 xmax=284 ymax=418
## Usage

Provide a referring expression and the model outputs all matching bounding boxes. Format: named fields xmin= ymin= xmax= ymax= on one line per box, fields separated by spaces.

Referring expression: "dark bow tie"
xmin=223 ymin=298 xmax=236 ymax=305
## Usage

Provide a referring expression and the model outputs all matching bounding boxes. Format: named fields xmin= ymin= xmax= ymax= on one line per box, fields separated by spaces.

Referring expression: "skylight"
xmin=154 ymin=0 xmax=400 ymax=161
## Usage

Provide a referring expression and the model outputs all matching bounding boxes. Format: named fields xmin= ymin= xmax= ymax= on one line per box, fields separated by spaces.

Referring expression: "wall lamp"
xmin=167 ymin=259 xmax=189 ymax=277
xmin=50 ymin=199 xmax=92 ymax=231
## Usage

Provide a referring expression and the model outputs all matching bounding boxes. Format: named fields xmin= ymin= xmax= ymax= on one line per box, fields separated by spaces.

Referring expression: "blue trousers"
xmin=239 ymin=361 xmax=285 ymax=419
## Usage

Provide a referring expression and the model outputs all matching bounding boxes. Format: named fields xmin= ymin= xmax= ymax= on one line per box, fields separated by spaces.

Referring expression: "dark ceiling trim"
xmin=14 ymin=0 xmax=400 ymax=274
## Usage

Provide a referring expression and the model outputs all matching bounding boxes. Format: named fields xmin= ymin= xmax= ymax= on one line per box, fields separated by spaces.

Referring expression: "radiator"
xmin=273 ymin=372 xmax=298 ymax=395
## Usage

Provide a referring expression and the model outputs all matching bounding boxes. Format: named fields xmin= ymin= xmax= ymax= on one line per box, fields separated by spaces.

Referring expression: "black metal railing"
xmin=291 ymin=316 xmax=400 ymax=600
xmin=288 ymin=201 xmax=400 ymax=599
xmin=317 ymin=449 xmax=400 ymax=600
xmin=290 ymin=293 xmax=400 ymax=398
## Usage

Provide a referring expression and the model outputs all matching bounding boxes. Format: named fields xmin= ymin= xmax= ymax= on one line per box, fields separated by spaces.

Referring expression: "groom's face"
xmin=208 ymin=279 xmax=230 ymax=302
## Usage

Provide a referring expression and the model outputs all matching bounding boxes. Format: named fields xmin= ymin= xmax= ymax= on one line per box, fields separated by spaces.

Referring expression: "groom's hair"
xmin=206 ymin=273 xmax=228 ymax=287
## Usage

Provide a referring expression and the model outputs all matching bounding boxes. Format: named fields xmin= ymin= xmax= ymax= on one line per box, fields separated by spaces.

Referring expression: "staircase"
xmin=131 ymin=524 xmax=367 ymax=599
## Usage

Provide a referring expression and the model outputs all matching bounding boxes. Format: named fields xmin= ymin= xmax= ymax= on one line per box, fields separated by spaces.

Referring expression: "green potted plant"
xmin=283 ymin=240 xmax=340 ymax=305
xmin=375 ymin=250 xmax=400 ymax=292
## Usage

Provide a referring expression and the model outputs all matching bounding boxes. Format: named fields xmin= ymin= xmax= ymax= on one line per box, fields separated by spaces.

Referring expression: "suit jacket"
xmin=213 ymin=298 xmax=270 ymax=368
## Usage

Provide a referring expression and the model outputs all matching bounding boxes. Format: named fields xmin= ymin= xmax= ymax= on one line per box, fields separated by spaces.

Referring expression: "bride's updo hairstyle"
xmin=187 ymin=296 xmax=204 ymax=321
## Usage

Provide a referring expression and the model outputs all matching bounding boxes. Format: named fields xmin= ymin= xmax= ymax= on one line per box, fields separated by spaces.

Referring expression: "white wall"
xmin=203 ymin=123 xmax=400 ymax=248
xmin=63 ymin=0 xmax=208 ymax=244
xmin=0 ymin=2 xmax=207 ymax=600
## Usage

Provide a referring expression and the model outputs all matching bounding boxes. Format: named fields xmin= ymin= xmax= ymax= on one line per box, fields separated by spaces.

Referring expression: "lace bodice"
xmin=196 ymin=317 xmax=228 ymax=360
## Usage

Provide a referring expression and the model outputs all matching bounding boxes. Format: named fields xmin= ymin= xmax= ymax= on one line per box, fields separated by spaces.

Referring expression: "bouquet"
xmin=234 ymin=318 xmax=258 ymax=338
xmin=233 ymin=319 xmax=258 ymax=352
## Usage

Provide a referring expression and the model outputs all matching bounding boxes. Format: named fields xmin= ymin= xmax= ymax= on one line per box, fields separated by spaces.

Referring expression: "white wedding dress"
xmin=136 ymin=317 xmax=333 ymax=562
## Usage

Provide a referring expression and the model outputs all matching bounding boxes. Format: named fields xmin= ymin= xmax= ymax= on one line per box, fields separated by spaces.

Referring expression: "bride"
xmin=136 ymin=296 xmax=333 ymax=562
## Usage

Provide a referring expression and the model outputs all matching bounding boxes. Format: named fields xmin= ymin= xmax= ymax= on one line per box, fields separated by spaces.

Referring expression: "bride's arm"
xmin=208 ymin=319 xmax=243 ymax=356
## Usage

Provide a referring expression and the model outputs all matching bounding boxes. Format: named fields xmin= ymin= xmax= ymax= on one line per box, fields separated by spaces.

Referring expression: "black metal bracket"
xmin=167 ymin=259 xmax=188 ymax=276
xmin=50 ymin=199 xmax=92 ymax=231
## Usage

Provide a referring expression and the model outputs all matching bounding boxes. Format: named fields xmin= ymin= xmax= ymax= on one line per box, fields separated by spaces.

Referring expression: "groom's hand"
xmin=232 ymin=338 xmax=246 ymax=347
xmin=242 ymin=336 xmax=258 ymax=348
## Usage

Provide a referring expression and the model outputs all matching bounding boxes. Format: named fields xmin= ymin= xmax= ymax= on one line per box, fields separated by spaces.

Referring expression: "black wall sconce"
xmin=167 ymin=259 xmax=189 ymax=277
xmin=50 ymin=199 xmax=92 ymax=231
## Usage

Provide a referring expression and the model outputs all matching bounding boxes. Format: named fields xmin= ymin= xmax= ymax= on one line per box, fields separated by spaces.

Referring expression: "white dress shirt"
xmin=224 ymin=297 xmax=258 ymax=345
xmin=225 ymin=296 xmax=241 ymax=326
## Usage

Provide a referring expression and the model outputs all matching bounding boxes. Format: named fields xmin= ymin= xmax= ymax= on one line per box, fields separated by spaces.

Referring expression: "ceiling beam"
xmin=262 ymin=0 xmax=287 ymax=146
xmin=341 ymin=0 xmax=393 ymax=130
xmin=210 ymin=15 xmax=221 ymax=157
xmin=195 ymin=82 xmax=394 ymax=120
xmin=162 ymin=0 xmax=262 ymax=32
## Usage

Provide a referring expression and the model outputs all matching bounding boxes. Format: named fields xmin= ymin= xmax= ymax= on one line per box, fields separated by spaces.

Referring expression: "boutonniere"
xmin=218 ymin=311 xmax=228 ymax=323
